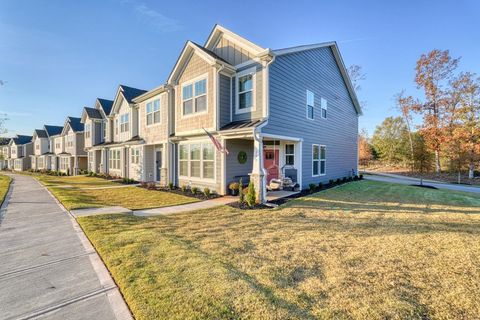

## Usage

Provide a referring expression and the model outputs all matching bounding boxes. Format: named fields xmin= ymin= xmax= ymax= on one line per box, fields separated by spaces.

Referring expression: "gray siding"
xmin=225 ymin=139 xmax=253 ymax=189
xmin=94 ymin=121 xmax=102 ymax=145
xmin=219 ymin=74 xmax=231 ymax=128
xmin=263 ymin=47 xmax=359 ymax=188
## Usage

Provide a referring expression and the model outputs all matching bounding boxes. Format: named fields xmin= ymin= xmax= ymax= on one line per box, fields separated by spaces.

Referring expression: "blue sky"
xmin=1 ymin=0 xmax=479 ymax=137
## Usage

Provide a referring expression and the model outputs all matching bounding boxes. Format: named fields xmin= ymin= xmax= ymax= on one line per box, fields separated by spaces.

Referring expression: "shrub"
xmin=181 ymin=185 xmax=188 ymax=193
xmin=147 ymin=182 xmax=156 ymax=190
xmin=318 ymin=182 xmax=323 ymax=190
xmin=329 ymin=179 xmax=335 ymax=186
xmin=353 ymin=175 xmax=359 ymax=181
xmin=229 ymin=182 xmax=239 ymax=191
xmin=342 ymin=177 xmax=347 ymax=183
xmin=239 ymin=178 xmax=244 ymax=203
xmin=245 ymin=180 xmax=256 ymax=207
xmin=359 ymin=174 xmax=364 ymax=180
xmin=203 ymin=187 xmax=211 ymax=198
xmin=336 ymin=178 xmax=341 ymax=185
xmin=348 ymin=176 xmax=353 ymax=182
xmin=191 ymin=187 xmax=198 ymax=194
xmin=309 ymin=183 xmax=316 ymax=193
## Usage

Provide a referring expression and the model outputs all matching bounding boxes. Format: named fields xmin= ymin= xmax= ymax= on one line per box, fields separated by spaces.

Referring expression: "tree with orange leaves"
xmin=413 ymin=49 xmax=460 ymax=173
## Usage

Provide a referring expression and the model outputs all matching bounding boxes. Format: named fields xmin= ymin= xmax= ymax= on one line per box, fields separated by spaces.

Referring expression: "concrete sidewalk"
xmin=0 ymin=174 xmax=132 ymax=320
xmin=364 ymin=172 xmax=480 ymax=194
xmin=134 ymin=196 xmax=237 ymax=216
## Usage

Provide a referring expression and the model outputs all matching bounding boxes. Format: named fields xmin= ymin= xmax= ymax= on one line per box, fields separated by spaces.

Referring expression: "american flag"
xmin=203 ymin=128 xmax=229 ymax=155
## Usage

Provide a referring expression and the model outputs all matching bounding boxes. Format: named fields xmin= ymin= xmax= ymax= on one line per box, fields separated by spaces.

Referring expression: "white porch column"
xmin=251 ymin=135 xmax=266 ymax=203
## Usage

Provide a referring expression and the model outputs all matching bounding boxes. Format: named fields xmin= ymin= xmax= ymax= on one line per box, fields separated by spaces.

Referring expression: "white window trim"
xmin=235 ymin=67 xmax=256 ymax=115
xmin=285 ymin=143 xmax=295 ymax=166
xmin=131 ymin=147 xmax=140 ymax=164
xmin=120 ymin=113 xmax=130 ymax=133
xmin=312 ymin=144 xmax=326 ymax=177
xmin=180 ymin=73 xmax=209 ymax=119
xmin=178 ymin=140 xmax=216 ymax=182
xmin=146 ymin=98 xmax=162 ymax=127
xmin=306 ymin=89 xmax=315 ymax=121
xmin=321 ymin=97 xmax=327 ymax=119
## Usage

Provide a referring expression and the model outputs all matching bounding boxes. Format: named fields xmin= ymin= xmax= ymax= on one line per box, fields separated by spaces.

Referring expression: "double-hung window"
xmin=321 ymin=98 xmax=327 ymax=119
xmin=67 ymin=135 xmax=74 ymax=148
xmin=285 ymin=144 xmax=295 ymax=166
xmin=179 ymin=142 xmax=215 ymax=180
xmin=312 ymin=145 xmax=326 ymax=176
xmin=102 ymin=121 xmax=107 ymax=141
xmin=85 ymin=124 xmax=91 ymax=139
xmin=182 ymin=78 xmax=207 ymax=116
xmin=109 ymin=150 xmax=121 ymax=170
xmin=120 ymin=114 xmax=129 ymax=133
xmin=146 ymin=99 xmax=161 ymax=125
xmin=306 ymin=90 xmax=314 ymax=120
xmin=236 ymin=68 xmax=254 ymax=113
xmin=131 ymin=148 xmax=140 ymax=164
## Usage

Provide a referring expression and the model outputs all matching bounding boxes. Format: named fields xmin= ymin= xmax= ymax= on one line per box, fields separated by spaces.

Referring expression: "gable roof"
xmin=204 ymin=24 xmax=266 ymax=56
xmin=0 ymin=138 xmax=11 ymax=146
xmin=97 ymin=98 xmax=114 ymax=116
xmin=273 ymin=42 xmax=362 ymax=115
xmin=44 ymin=125 xmax=63 ymax=137
xmin=34 ymin=129 xmax=48 ymax=139
xmin=62 ymin=117 xmax=84 ymax=135
xmin=12 ymin=135 xmax=32 ymax=145
xmin=168 ymin=40 xmax=235 ymax=84
xmin=83 ymin=107 xmax=103 ymax=120
xmin=120 ymin=85 xmax=147 ymax=104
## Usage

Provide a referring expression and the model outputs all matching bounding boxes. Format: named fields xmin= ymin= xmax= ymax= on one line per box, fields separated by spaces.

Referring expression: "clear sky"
xmin=1 ymin=0 xmax=479 ymax=137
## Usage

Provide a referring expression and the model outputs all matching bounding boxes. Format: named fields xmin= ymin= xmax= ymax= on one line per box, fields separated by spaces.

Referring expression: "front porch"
xmin=224 ymin=134 xmax=302 ymax=203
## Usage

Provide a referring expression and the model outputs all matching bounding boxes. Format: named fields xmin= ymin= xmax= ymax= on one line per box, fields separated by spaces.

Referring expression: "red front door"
xmin=264 ymin=149 xmax=279 ymax=183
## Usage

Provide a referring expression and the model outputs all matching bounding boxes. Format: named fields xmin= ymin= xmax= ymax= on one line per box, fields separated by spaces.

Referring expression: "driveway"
xmin=0 ymin=174 xmax=131 ymax=320
xmin=364 ymin=172 xmax=480 ymax=194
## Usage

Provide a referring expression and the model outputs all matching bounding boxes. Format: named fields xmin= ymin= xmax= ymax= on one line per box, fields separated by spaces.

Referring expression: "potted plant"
xmin=229 ymin=182 xmax=240 ymax=196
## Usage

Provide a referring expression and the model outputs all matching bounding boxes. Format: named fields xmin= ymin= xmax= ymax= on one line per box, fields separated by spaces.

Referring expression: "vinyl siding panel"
xmin=219 ymin=74 xmax=231 ymax=128
xmin=225 ymin=139 xmax=253 ymax=188
xmin=263 ymin=47 xmax=359 ymax=188
xmin=213 ymin=37 xmax=253 ymax=66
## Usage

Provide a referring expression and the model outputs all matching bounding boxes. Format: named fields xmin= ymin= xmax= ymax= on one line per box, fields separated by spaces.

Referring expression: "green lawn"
xmin=34 ymin=174 xmax=197 ymax=210
xmin=0 ymin=174 xmax=11 ymax=205
xmin=78 ymin=180 xmax=480 ymax=319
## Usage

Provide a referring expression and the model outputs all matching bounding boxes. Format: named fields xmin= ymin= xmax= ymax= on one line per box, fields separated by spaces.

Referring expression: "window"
xmin=182 ymin=78 xmax=207 ymax=115
xmin=236 ymin=68 xmax=255 ymax=113
xmin=115 ymin=119 xmax=119 ymax=135
xmin=67 ymin=135 xmax=74 ymax=148
xmin=35 ymin=143 xmax=40 ymax=150
xmin=37 ymin=157 xmax=44 ymax=168
xmin=131 ymin=148 xmax=140 ymax=164
xmin=85 ymin=124 xmax=91 ymax=139
xmin=146 ymin=99 xmax=161 ymax=125
xmin=103 ymin=121 xmax=107 ymax=141
xmin=307 ymin=90 xmax=314 ymax=120
xmin=321 ymin=98 xmax=327 ymax=119
xmin=120 ymin=114 xmax=129 ymax=133
xmin=285 ymin=144 xmax=295 ymax=166
xmin=312 ymin=145 xmax=326 ymax=176
xmin=88 ymin=152 xmax=94 ymax=170
xmin=179 ymin=142 xmax=215 ymax=180
xmin=60 ymin=157 xmax=69 ymax=170
xmin=109 ymin=149 xmax=121 ymax=170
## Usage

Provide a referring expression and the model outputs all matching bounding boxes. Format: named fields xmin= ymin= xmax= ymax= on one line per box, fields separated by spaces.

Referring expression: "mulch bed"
xmin=138 ymin=185 xmax=221 ymax=201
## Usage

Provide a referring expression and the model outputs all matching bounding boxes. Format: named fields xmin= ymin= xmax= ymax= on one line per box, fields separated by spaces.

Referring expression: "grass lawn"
xmin=78 ymin=180 xmax=480 ymax=319
xmin=34 ymin=174 xmax=198 ymax=210
xmin=0 ymin=174 xmax=11 ymax=205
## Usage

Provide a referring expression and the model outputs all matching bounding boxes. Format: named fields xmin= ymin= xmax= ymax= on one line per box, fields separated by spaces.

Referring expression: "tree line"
xmin=359 ymin=49 xmax=480 ymax=179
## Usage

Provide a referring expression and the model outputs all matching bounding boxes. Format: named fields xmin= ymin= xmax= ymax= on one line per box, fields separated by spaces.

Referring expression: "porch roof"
xmin=219 ymin=119 xmax=264 ymax=131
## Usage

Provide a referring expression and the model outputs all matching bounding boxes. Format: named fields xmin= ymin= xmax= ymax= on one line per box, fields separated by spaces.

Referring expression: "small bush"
xmin=342 ymin=177 xmax=347 ymax=183
xmin=239 ymin=178 xmax=244 ymax=203
xmin=353 ymin=175 xmax=359 ymax=181
xmin=329 ymin=179 xmax=335 ymax=186
xmin=359 ymin=174 xmax=364 ymax=180
xmin=348 ymin=176 xmax=353 ymax=182
xmin=147 ymin=182 xmax=156 ymax=190
xmin=181 ymin=185 xmax=188 ymax=193
xmin=245 ymin=180 xmax=256 ymax=207
xmin=168 ymin=182 xmax=174 ymax=190
xmin=191 ymin=187 xmax=198 ymax=195
xmin=318 ymin=182 xmax=323 ymax=190
xmin=309 ymin=183 xmax=317 ymax=193
xmin=229 ymin=182 xmax=239 ymax=191
xmin=203 ymin=187 xmax=211 ymax=198
xmin=336 ymin=178 xmax=341 ymax=185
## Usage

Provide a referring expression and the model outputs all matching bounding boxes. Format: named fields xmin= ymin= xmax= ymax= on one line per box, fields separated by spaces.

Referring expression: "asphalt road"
xmin=0 ymin=174 xmax=128 ymax=320
xmin=364 ymin=172 xmax=480 ymax=194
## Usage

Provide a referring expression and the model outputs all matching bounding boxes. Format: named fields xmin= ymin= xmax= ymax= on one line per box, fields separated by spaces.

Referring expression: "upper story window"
xmin=35 ymin=143 xmax=40 ymax=150
xmin=120 ymin=114 xmax=129 ymax=133
xmin=236 ymin=67 xmax=255 ymax=114
xmin=321 ymin=98 xmax=327 ymax=119
xmin=182 ymin=78 xmax=207 ymax=116
xmin=146 ymin=99 xmax=161 ymax=125
xmin=67 ymin=135 xmax=74 ymax=148
xmin=115 ymin=119 xmax=119 ymax=135
xmin=103 ymin=121 xmax=107 ymax=141
xmin=306 ymin=90 xmax=314 ymax=120
xmin=312 ymin=144 xmax=326 ymax=176
xmin=85 ymin=124 xmax=91 ymax=139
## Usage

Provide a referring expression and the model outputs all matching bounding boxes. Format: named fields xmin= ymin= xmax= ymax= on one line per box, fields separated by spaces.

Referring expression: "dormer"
xmin=44 ymin=125 xmax=63 ymax=153
xmin=81 ymin=106 xmax=104 ymax=148
xmin=110 ymin=85 xmax=146 ymax=143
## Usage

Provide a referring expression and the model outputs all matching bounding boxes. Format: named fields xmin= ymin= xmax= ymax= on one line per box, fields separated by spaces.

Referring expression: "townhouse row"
xmin=0 ymin=25 xmax=361 ymax=202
